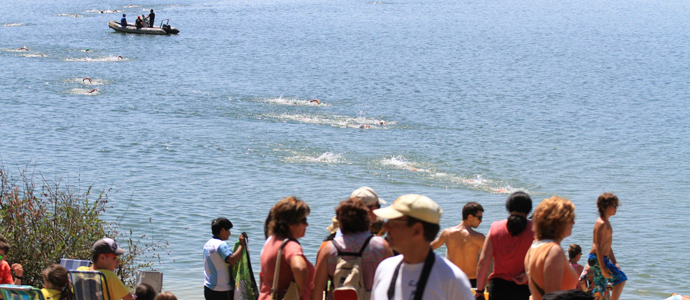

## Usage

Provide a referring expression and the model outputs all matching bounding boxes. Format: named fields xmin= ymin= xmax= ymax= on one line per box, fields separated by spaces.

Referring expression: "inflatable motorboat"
xmin=108 ymin=19 xmax=179 ymax=35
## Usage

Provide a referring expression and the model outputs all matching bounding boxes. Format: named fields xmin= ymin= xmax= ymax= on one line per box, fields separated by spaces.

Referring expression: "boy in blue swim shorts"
xmin=588 ymin=193 xmax=626 ymax=300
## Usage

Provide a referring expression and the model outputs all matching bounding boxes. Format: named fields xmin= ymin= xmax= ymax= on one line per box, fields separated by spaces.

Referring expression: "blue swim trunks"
xmin=587 ymin=253 xmax=627 ymax=296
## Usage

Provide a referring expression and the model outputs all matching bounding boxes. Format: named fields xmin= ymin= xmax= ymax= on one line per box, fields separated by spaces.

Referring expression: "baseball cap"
xmin=92 ymin=238 xmax=126 ymax=256
xmin=373 ymin=194 xmax=442 ymax=224
xmin=350 ymin=187 xmax=386 ymax=206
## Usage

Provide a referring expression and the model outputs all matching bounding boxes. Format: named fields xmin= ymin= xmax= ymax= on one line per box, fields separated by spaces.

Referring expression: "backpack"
xmin=330 ymin=235 xmax=374 ymax=300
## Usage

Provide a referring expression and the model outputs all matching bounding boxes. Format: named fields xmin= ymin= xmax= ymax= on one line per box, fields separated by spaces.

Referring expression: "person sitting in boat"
xmin=142 ymin=15 xmax=149 ymax=27
xmin=135 ymin=16 xmax=143 ymax=29
xmin=121 ymin=14 xmax=127 ymax=27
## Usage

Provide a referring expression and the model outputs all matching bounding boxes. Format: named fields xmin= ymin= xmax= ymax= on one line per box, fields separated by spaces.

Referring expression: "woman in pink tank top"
xmin=524 ymin=196 xmax=579 ymax=300
xmin=259 ymin=196 xmax=315 ymax=300
xmin=476 ymin=192 xmax=533 ymax=300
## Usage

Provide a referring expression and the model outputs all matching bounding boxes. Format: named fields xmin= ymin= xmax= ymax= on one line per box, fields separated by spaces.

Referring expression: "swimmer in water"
xmin=309 ymin=99 xmax=321 ymax=105
xmin=117 ymin=55 xmax=123 ymax=60
xmin=88 ymin=88 xmax=99 ymax=93
xmin=359 ymin=124 xmax=370 ymax=129
xmin=379 ymin=121 xmax=386 ymax=125
xmin=83 ymin=77 xmax=92 ymax=83
xmin=17 ymin=47 xmax=29 ymax=51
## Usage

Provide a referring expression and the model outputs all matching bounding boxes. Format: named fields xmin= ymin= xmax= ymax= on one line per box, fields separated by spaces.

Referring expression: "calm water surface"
xmin=2 ymin=0 xmax=689 ymax=298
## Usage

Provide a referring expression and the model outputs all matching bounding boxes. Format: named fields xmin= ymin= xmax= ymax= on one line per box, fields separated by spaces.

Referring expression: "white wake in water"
xmin=263 ymin=97 xmax=330 ymax=107
xmin=3 ymin=23 xmax=24 ymax=27
xmin=283 ymin=152 xmax=344 ymax=164
xmin=84 ymin=9 xmax=121 ymax=14
xmin=380 ymin=156 xmax=526 ymax=194
xmin=64 ymin=56 xmax=127 ymax=62
xmin=54 ymin=13 xmax=83 ymax=17
xmin=67 ymin=88 xmax=100 ymax=95
xmin=64 ymin=78 xmax=109 ymax=85
xmin=262 ymin=113 xmax=393 ymax=129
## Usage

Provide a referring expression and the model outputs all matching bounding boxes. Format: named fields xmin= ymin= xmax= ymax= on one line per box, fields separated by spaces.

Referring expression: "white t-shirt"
xmin=371 ymin=253 xmax=474 ymax=300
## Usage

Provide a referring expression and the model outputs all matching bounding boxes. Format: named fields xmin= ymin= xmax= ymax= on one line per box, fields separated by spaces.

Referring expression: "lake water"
xmin=2 ymin=0 xmax=689 ymax=298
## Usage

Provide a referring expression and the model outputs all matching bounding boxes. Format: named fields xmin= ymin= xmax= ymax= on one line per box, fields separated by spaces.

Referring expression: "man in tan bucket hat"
xmin=370 ymin=194 xmax=474 ymax=300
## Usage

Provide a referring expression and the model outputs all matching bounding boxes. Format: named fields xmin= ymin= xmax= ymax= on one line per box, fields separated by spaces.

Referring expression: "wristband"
xmin=15 ymin=276 xmax=23 ymax=279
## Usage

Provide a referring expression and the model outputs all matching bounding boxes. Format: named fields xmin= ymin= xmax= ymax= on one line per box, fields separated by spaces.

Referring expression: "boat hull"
xmin=108 ymin=21 xmax=179 ymax=35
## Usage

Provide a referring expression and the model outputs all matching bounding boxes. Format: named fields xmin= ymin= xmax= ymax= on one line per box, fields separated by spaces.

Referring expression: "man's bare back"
xmin=432 ymin=223 xmax=485 ymax=279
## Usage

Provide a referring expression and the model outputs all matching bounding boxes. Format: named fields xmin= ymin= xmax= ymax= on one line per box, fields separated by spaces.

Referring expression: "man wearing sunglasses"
xmin=0 ymin=236 xmax=24 ymax=285
xmin=78 ymin=238 xmax=134 ymax=300
xmin=431 ymin=202 xmax=485 ymax=288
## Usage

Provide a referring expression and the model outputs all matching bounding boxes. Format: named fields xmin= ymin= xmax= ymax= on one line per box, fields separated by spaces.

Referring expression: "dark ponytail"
xmin=505 ymin=191 xmax=532 ymax=236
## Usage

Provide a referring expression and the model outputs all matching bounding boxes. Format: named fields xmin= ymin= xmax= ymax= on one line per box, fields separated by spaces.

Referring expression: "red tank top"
xmin=488 ymin=219 xmax=534 ymax=282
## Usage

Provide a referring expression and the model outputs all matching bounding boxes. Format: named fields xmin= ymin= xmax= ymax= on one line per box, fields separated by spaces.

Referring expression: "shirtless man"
xmin=588 ymin=193 xmax=626 ymax=300
xmin=431 ymin=202 xmax=485 ymax=287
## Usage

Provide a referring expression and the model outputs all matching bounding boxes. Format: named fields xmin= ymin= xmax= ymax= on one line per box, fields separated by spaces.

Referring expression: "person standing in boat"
xmin=120 ymin=14 xmax=127 ymax=27
xmin=148 ymin=9 xmax=155 ymax=28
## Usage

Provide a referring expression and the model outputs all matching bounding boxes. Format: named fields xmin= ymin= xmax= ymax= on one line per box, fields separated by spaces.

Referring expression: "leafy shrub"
xmin=0 ymin=165 xmax=167 ymax=288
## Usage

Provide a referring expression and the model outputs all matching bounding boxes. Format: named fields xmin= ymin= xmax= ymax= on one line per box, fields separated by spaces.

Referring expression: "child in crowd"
xmin=135 ymin=283 xmax=157 ymax=300
xmin=578 ymin=264 xmax=611 ymax=300
xmin=568 ymin=244 xmax=585 ymax=287
xmin=587 ymin=193 xmax=626 ymax=300
xmin=41 ymin=264 xmax=75 ymax=300
xmin=155 ymin=292 xmax=177 ymax=300
xmin=0 ymin=236 xmax=24 ymax=285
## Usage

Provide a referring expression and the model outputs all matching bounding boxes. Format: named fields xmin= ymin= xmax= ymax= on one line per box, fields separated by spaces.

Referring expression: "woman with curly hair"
xmin=259 ymin=196 xmax=314 ymax=300
xmin=311 ymin=198 xmax=393 ymax=300
xmin=525 ymin=196 xmax=578 ymax=300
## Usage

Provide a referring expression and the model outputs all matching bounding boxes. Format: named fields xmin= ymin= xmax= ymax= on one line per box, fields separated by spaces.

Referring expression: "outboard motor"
xmin=162 ymin=24 xmax=171 ymax=32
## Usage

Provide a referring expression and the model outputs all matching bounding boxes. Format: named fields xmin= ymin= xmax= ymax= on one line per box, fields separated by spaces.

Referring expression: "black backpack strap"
xmin=281 ymin=238 xmax=299 ymax=250
xmin=332 ymin=235 xmax=374 ymax=257
xmin=387 ymin=261 xmax=404 ymax=300
xmin=387 ymin=248 xmax=436 ymax=300
xmin=357 ymin=235 xmax=374 ymax=255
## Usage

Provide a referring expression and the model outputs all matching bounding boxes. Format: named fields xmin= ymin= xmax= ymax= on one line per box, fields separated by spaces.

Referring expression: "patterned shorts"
xmin=587 ymin=253 xmax=627 ymax=296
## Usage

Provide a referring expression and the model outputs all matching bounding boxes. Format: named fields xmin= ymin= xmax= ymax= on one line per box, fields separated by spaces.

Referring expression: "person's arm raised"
xmin=225 ymin=234 xmax=245 ymax=266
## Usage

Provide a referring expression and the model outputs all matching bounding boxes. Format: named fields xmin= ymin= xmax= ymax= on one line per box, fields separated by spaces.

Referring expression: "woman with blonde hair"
xmin=525 ymin=196 xmax=579 ymax=300
xmin=259 ymin=196 xmax=314 ymax=300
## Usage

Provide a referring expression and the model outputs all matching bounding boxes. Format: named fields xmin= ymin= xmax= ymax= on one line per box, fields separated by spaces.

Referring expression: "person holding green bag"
xmin=204 ymin=218 xmax=246 ymax=300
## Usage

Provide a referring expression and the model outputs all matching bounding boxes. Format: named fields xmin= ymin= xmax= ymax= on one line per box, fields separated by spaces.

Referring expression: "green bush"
xmin=0 ymin=165 xmax=167 ymax=288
